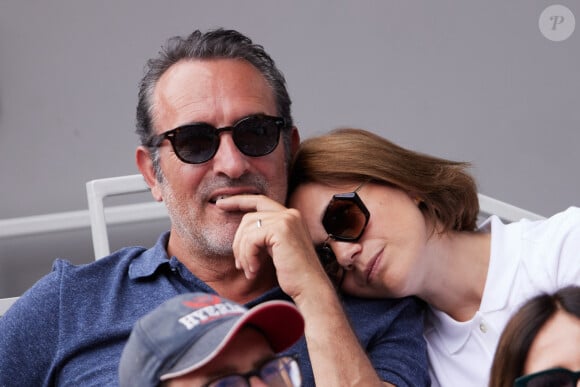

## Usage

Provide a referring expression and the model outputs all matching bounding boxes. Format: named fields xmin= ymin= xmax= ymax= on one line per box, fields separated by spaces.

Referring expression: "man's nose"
xmin=211 ymin=133 xmax=250 ymax=178
xmin=249 ymin=375 xmax=269 ymax=386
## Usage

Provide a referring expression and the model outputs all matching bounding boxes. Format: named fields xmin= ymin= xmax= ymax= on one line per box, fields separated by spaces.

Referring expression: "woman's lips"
xmin=365 ymin=249 xmax=383 ymax=284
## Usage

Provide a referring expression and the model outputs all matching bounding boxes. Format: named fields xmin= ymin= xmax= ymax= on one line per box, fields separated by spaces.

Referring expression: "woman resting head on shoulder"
xmin=489 ymin=285 xmax=580 ymax=387
xmin=287 ymin=127 xmax=482 ymax=304
xmin=287 ymin=127 xmax=580 ymax=387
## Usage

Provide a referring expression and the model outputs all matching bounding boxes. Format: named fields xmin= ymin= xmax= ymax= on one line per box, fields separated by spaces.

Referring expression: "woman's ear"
xmin=408 ymin=192 xmax=423 ymax=206
xmin=136 ymin=146 xmax=163 ymax=202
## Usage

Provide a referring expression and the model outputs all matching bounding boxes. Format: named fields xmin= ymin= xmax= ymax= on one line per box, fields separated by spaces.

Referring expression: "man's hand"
xmin=215 ymin=194 xmax=334 ymax=301
xmin=217 ymin=194 xmax=392 ymax=387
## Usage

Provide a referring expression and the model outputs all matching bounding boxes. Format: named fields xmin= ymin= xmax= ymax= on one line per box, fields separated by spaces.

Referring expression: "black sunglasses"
xmin=514 ymin=367 xmax=580 ymax=387
xmin=315 ymin=182 xmax=370 ymax=288
xmin=147 ymin=114 xmax=285 ymax=164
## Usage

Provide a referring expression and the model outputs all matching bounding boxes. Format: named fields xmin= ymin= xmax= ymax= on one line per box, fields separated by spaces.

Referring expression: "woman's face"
xmin=523 ymin=310 xmax=580 ymax=378
xmin=288 ymin=182 xmax=430 ymax=298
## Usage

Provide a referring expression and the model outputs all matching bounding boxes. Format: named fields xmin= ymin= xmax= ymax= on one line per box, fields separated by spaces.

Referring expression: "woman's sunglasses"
xmin=316 ymin=182 xmax=370 ymax=287
xmin=147 ymin=114 xmax=286 ymax=164
xmin=514 ymin=367 xmax=580 ymax=387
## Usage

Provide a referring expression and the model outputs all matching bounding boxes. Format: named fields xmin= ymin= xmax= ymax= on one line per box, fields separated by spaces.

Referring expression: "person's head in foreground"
xmin=119 ymin=293 xmax=305 ymax=387
xmin=287 ymin=127 xmax=479 ymax=296
xmin=488 ymin=285 xmax=580 ymax=387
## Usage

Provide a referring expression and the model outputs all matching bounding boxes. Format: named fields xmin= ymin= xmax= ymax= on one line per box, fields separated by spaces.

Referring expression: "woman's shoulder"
xmin=517 ymin=206 xmax=580 ymax=285
xmin=520 ymin=206 xmax=580 ymax=239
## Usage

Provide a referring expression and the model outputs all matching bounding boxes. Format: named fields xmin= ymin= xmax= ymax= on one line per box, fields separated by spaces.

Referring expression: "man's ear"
xmin=136 ymin=146 xmax=163 ymax=202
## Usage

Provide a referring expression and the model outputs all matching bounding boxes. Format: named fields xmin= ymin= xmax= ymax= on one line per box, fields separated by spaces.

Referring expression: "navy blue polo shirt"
xmin=0 ymin=232 xmax=429 ymax=386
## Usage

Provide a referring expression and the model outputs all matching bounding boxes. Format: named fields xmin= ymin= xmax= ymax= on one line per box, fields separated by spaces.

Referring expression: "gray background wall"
xmin=1 ymin=1 xmax=578 ymax=298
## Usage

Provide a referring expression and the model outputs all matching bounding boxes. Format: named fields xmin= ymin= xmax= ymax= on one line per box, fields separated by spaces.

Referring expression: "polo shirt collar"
xmin=126 ymin=231 xmax=292 ymax=304
xmin=128 ymin=232 xmax=171 ymax=279
xmin=478 ymin=215 xmax=522 ymax=313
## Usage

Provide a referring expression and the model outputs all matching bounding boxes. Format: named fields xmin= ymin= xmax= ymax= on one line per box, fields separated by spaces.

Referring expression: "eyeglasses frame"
xmin=200 ymin=354 xmax=301 ymax=387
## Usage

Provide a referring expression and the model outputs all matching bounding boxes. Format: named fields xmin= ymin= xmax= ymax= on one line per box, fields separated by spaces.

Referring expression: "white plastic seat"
xmin=86 ymin=174 xmax=168 ymax=259
xmin=0 ymin=297 xmax=19 ymax=317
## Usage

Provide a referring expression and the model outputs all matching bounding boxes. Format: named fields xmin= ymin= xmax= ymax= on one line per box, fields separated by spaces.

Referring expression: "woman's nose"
xmin=330 ymin=241 xmax=361 ymax=270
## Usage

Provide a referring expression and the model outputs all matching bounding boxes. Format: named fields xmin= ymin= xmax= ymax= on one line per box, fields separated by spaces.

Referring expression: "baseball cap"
xmin=118 ymin=292 xmax=305 ymax=386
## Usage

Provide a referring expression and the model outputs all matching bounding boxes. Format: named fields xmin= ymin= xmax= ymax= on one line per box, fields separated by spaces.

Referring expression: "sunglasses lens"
xmin=233 ymin=116 xmax=281 ymax=157
xmin=322 ymin=197 xmax=367 ymax=240
xmin=525 ymin=371 xmax=575 ymax=387
xmin=315 ymin=244 xmax=344 ymax=287
xmin=260 ymin=357 xmax=302 ymax=386
xmin=172 ymin=124 xmax=219 ymax=164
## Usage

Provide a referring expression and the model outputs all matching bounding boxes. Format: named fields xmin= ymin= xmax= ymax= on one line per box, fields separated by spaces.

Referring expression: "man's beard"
xmin=159 ymin=173 xmax=270 ymax=259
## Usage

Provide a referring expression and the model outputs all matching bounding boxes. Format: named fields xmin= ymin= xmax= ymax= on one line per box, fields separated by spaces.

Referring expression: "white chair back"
xmin=86 ymin=174 xmax=168 ymax=259
xmin=477 ymin=193 xmax=545 ymax=223
xmin=0 ymin=297 xmax=19 ymax=317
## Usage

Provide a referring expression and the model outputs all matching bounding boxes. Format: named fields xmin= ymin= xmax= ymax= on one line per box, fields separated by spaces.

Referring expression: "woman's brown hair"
xmin=488 ymin=286 xmax=580 ymax=387
xmin=288 ymin=128 xmax=479 ymax=232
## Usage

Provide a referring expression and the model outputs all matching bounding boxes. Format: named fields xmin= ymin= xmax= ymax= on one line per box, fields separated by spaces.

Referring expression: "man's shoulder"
xmin=57 ymin=246 xmax=147 ymax=274
xmin=342 ymin=295 xmax=425 ymax=328
xmin=45 ymin=247 xmax=146 ymax=286
xmin=8 ymin=245 xmax=151 ymax=320
xmin=0 ymin=244 xmax=158 ymax=387
xmin=342 ymin=294 xmax=424 ymax=312
xmin=52 ymin=245 xmax=147 ymax=278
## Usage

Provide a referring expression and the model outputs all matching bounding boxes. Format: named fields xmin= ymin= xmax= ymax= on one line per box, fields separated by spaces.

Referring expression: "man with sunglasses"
xmin=0 ymin=28 xmax=429 ymax=386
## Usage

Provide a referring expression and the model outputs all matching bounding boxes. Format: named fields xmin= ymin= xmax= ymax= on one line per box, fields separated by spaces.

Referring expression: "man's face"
xmin=164 ymin=326 xmax=276 ymax=387
xmin=139 ymin=59 xmax=295 ymax=258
